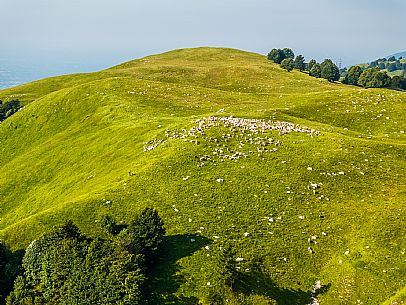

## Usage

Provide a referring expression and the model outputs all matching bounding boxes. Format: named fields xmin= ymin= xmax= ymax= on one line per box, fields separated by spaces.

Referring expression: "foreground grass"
xmin=0 ymin=47 xmax=405 ymax=304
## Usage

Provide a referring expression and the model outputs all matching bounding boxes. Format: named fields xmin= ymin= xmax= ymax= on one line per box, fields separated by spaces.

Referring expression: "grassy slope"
xmin=0 ymin=47 xmax=405 ymax=304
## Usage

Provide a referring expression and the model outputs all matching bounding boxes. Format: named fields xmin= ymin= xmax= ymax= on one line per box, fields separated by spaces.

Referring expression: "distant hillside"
xmin=388 ymin=50 xmax=406 ymax=59
xmin=0 ymin=47 xmax=405 ymax=304
xmin=358 ymin=52 xmax=406 ymax=78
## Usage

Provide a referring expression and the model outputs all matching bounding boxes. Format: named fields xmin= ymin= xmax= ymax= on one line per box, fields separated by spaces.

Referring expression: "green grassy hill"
xmin=0 ymin=47 xmax=405 ymax=304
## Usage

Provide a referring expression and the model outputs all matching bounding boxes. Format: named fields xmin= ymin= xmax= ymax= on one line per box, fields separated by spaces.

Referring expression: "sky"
xmin=1 ymin=0 xmax=405 ymax=87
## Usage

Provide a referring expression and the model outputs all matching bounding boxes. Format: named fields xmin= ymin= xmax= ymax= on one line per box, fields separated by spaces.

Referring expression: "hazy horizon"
xmin=1 ymin=0 xmax=405 ymax=89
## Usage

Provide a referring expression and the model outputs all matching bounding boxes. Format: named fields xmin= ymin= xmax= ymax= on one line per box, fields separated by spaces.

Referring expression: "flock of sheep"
xmin=145 ymin=116 xmax=319 ymax=167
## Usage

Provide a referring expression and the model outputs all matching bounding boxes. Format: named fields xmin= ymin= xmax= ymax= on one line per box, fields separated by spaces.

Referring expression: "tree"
xmin=294 ymin=55 xmax=306 ymax=71
xmin=127 ymin=208 xmax=166 ymax=262
xmin=267 ymin=48 xmax=295 ymax=65
xmin=309 ymin=63 xmax=321 ymax=78
xmin=343 ymin=66 xmax=362 ymax=85
xmin=357 ymin=67 xmax=390 ymax=88
xmin=387 ymin=62 xmax=398 ymax=72
xmin=369 ymin=60 xmax=379 ymax=68
xmin=267 ymin=49 xmax=285 ymax=64
xmin=388 ymin=56 xmax=396 ymax=61
xmin=7 ymin=209 xmax=165 ymax=305
xmin=308 ymin=59 xmax=317 ymax=71
xmin=369 ymin=71 xmax=391 ymax=88
xmin=358 ymin=68 xmax=378 ymax=87
xmin=0 ymin=100 xmax=22 ymax=122
xmin=280 ymin=58 xmax=295 ymax=72
xmin=391 ymin=76 xmax=406 ymax=90
xmin=320 ymin=59 xmax=340 ymax=82
xmin=282 ymin=48 xmax=295 ymax=59
xmin=378 ymin=62 xmax=386 ymax=69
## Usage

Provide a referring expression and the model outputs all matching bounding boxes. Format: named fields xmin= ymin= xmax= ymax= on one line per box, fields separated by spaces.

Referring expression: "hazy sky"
xmin=1 ymin=0 xmax=405 ymax=82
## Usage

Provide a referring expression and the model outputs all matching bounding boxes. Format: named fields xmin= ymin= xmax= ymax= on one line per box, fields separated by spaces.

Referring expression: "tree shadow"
xmin=142 ymin=234 xmax=211 ymax=305
xmin=0 ymin=243 xmax=24 ymax=304
xmin=233 ymin=268 xmax=331 ymax=305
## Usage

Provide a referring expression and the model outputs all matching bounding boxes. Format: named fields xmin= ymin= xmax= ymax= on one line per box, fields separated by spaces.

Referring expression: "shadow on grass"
xmin=0 ymin=244 xmax=24 ymax=304
xmin=142 ymin=236 xmax=330 ymax=305
xmin=233 ymin=269 xmax=331 ymax=305
xmin=142 ymin=234 xmax=211 ymax=305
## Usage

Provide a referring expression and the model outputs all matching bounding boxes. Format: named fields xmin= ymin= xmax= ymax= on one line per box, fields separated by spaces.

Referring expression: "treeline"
xmin=267 ymin=48 xmax=406 ymax=90
xmin=267 ymin=48 xmax=340 ymax=82
xmin=368 ymin=56 xmax=406 ymax=73
xmin=0 ymin=100 xmax=22 ymax=122
xmin=1 ymin=208 xmax=165 ymax=305
xmin=342 ymin=66 xmax=406 ymax=89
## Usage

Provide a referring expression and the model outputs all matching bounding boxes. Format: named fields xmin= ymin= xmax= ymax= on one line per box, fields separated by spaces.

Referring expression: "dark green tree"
xmin=387 ymin=62 xmax=398 ymax=72
xmin=127 ymin=208 xmax=166 ymax=262
xmin=388 ymin=56 xmax=396 ymax=61
xmin=357 ymin=68 xmax=390 ymax=88
xmin=309 ymin=63 xmax=321 ymax=78
xmin=391 ymin=76 xmax=406 ymax=90
xmin=0 ymin=100 xmax=22 ymax=122
xmin=320 ymin=59 xmax=340 ymax=82
xmin=294 ymin=55 xmax=306 ymax=71
xmin=358 ymin=68 xmax=378 ymax=87
xmin=7 ymin=209 xmax=165 ymax=305
xmin=378 ymin=62 xmax=386 ymax=69
xmin=369 ymin=71 xmax=391 ymax=88
xmin=369 ymin=60 xmax=379 ymax=68
xmin=267 ymin=49 xmax=285 ymax=64
xmin=343 ymin=66 xmax=363 ymax=85
xmin=280 ymin=58 xmax=295 ymax=72
xmin=282 ymin=48 xmax=295 ymax=59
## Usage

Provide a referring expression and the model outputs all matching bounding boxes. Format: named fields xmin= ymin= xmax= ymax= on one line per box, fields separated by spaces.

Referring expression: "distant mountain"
xmin=388 ymin=51 xmax=406 ymax=59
